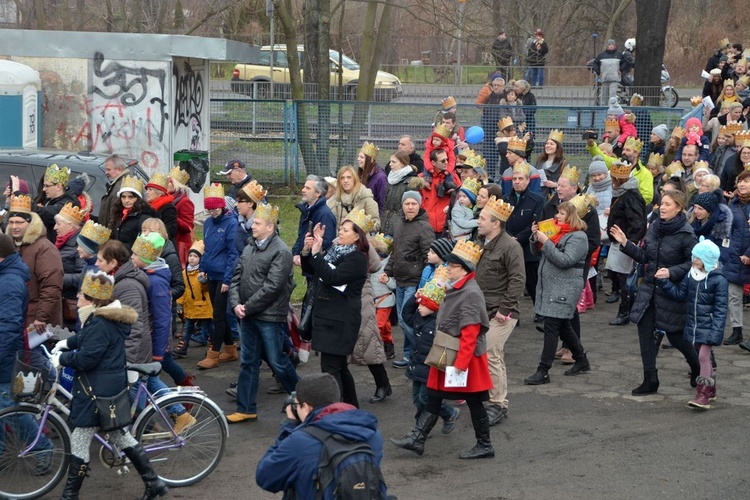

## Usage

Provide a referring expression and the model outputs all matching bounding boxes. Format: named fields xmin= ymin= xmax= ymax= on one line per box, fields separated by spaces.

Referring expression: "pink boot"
xmin=705 ymin=375 xmax=716 ymax=401
xmin=582 ymin=280 xmax=595 ymax=311
xmin=687 ymin=377 xmax=712 ymax=410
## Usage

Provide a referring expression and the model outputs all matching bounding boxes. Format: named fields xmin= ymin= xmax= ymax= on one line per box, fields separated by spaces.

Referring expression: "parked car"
xmin=231 ymin=44 xmax=403 ymax=102
xmin=0 ymin=149 xmax=148 ymax=220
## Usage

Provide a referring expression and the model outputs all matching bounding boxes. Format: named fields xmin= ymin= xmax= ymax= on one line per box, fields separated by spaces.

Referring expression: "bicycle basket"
xmin=11 ymin=350 xmax=55 ymax=403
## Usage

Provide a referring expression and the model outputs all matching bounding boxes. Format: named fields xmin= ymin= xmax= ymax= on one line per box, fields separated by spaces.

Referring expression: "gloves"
xmin=51 ymin=339 xmax=68 ymax=354
xmin=50 ymin=352 xmax=62 ymax=369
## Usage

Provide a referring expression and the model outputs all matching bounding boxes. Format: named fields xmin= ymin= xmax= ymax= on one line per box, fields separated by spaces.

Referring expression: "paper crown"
xmin=168 ymin=166 xmax=190 ymax=186
xmin=119 ymin=175 xmax=144 ymax=197
xmin=483 ymin=195 xmax=514 ymax=222
xmin=624 ymin=136 xmax=644 ymax=152
xmin=719 ymin=122 xmax=743 ymax=135
xmin=441 ymin=96 xmax=457 ymax=110
xmin=460 ymin=177 xmax=481 ymax=197
xmin=451 ymin=239 xmax=483 ymax=267
xmin=415 ymin=278 xmax=446 ymax=310
xmin=9 ymin=194 xmax=32 ymax=214
xmin=719 ymin=37 xmax=730 ymax=48
xmin=671 ymin=126 xmax=686 ymax=139
xmin=240 ymin=179 xmax=268 ymax=204
xmin=569 ymin=194 xmax=598 ymax=218
xmin=605 ymin=117 xmax=620 ymax=132
xmin=80 ymin=220 xmax=111 ymax=245
xmin=507 ymin=136 xmax=527 ymax=153
xmin=189 ymin=240 xmax=205 ymax=256
xmin=735 ymin=130 xmax=750 ymax=147
xmin=370 ymin=233 xmax=393 ymax=254
xmin=462 ymin=150 xmax=487 ymax=170
xmin=647 ymin=153 xmax=664 ymax=167
xmin=630 ymin=93 xmax=643 ymax=106
xmin=132 ymin=233 xmax=164 ymax=263
xmin=44 ymin=164 xmax=71 ymax=187
xmin=560 ymin=166 xmax=581 ymax=184
xmin=610 ymin=161 xmax=633 ymax=179
xmin=724 ymin=78 xmax=735 ymax=89
xmin=433 ymin=265 xmax=450 ymax=286
xmin=56 ymin=202 xmax=86 ymax=226
xmin=432 ymin=123 xmax=452 ymax=139
xmin=80 ymin=270 xmax=115 ymax=300
xmin=547 ymin=129 xmax=564 ymax=143
xmin=360 ymin=141 xmax=379 ymax=160
xmin=693 ymin=160 xmax=710 ymax=172
xmin=665 ymin=162 xmax=685 ymax=179
xmin=254 ymin=203 xmax=280 ymax=223
xmin=344 ymin=208 xmax=373 ymax=232
xmin=690 ymin=96 xmax=703 ymax=107
xmin=497 ymin=116 xmax=514 ymax=131
xmin=204 ymin=182 xmax=224 ymax=200
xmin=145 ymin=172 xmax=169 ymax=193
xmin=512 ymin=161 xmax=531 ymax=176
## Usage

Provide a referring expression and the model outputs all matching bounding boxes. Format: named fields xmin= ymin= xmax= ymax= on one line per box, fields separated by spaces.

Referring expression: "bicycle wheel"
xmin=0 ymin=405 xmax=70 ymax=499
xmin=133 ymin=394 xmax=226 ymax=487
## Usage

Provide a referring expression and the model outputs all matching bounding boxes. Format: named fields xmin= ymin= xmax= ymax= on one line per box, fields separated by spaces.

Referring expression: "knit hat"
xmin=67 ymin=173 xmax=89 ymax=197
xmin=0 ymin=233 xmax=16 ymax=258
xmin=720 ymin=55 xmax=729 ymax=62
xmin=710 ymin=68 xmax=722 ymax=76
xmin=430 ymin=238 xmax=455 ymax=262
xmin=606 ymin=39 xmax=616 ymax=47
xmin=77 ymin=220 xmax=111 ymax=256
xmin=692 ymin=236 xmax=720 ymax=271
xmin=203 ymin=183 xmax=226 ymax=210
xmin=607 ymin=97 xmax=624 ymax=116
xmin=686 ymin=117 xmax=703 ymax=135
xmin=188 ymin=240 xmax=205 ymax=258
xmin=588 ymin=157 xmax=608 ymax=177
xmin=652 ymin=124 xmax=669 ymax=141
xmin=402 ymin=190 xmax=422 ymax=205
xmin=693 ymin=192 xmax=719 ymax=213
xmin=5 ymin=179 xmax=29 ymax=195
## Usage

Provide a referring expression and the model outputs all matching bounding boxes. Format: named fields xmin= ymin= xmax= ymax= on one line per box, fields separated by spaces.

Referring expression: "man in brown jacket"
xmin=474 ymin=196 xmax=525 ymax=426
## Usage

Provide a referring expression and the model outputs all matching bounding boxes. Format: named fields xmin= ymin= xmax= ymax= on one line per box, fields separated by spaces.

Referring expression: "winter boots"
xmin=458 ymin=415 xmax=495 ymax=459
xmin=523 ymin=368 xmax=550 ymax=385
xmin=724 ymin=327 xmax=743 ymax=345
xmin=123 ymin=444 xmax=169 ymax=500
xmin=688 ymin=377 xmax=715 ymax=410
xmin=218 ymin=344 xmax=239 ymax=362
xmin=632 ymin=369 xmax=659 ymax=395
xmin=196 ymin=349 xmax=220 ymax=369
xmin=60 ymin=456 xmax=88 ymax=500
xmin=390 ymin=411 xmax=439 ymax=456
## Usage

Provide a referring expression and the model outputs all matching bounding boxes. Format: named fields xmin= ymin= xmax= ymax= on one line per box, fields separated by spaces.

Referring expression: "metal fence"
xmin=210 ymin=98 xmax=686 ymax=185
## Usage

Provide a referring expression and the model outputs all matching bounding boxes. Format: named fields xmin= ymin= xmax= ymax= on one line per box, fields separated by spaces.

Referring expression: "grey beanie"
xmin=588 ymin=157 xmax=609 ymax=176
xmin=652 ymin=124 xmax=669 ymax=141
xmin=607 ymin=39 xmax=616 ymax=47
xmin=402 ymin=190 xmax=422 ymax=205
xmin=607 ymin=97 xmax=624 ymax=116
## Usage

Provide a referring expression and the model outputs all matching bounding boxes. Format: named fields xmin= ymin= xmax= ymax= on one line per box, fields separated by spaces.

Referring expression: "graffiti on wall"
xmin=173 ymin=60 xmax=204 ymax=151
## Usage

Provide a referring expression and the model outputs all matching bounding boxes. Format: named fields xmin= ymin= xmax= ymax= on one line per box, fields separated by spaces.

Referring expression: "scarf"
xmin=738 ymin=191 xmax=750 ymax=204
xmin=55 ymin=228 xmax=77 ymax=249
xmin=187 ymin=263 xmax=200 ymax=272
xmin=690 ymin=266 xmax=708 ymax=281
xmin=121 ymin=207 xmax=131 ymax=222
xmin=324 ymin=243 xmax=357 ymax=265
xmin=692 ymin=209 xmax=719 ymax=238
xmin=388 ymin=167 xmax=413 ymax=185
xmin=78 ymin=304 xmax=96 ymax=325
xmin=550 ymin=222 xmax=574 ymax=245
xmin=611 ymin=176 xmax=638 ymax=198
xmin=150 ymin=194 xmax=175 ymax=211
xmin=658 ymin=211 xmax=687 ymax=236
xmin=590 ymin=174 xmax=612 ymax=193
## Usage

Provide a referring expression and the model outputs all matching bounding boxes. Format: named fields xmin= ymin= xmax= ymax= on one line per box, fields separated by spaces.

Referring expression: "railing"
xmin=380 ymin=64 xmax=596 ymax=87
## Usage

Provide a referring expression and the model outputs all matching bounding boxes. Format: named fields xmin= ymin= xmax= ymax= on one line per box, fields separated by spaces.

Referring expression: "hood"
xmin=114 ymin=259 xmax=150 ymax=291
xmin=307 ymin=404 xmax=380 ymax=443
xmin=0 ymin=252 xmax=31 ymax=282
xmin=621 ymin=177 xmax=639 ymax=192
xmin=145 ymin=257 xmax=170 ymax=275
xmin=93 ymin=300 xmax=139 ymax=325
xmin=6 ymin=212 xmax=46 ymax=246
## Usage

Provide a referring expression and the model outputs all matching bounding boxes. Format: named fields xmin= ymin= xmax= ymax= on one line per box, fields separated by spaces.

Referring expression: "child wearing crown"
xmin=369 ymin=234 xmax=397 ymax=360
xmin=424 ymin=123 xmax=457 ymax=173
xmin=451 ymin=179 xmax=480 ymax=240
xmin=174 ymin=241 xmax=213 ymax=358
xmin=675 ymin=118 xmax=711 ymax=163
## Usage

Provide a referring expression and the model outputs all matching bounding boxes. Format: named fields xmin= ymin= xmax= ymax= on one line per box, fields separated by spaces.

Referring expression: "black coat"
xmin=112 ymin=204 xmax=157 ymax=251
xmin=35 ymin=191 xmax=80 ymax=243
xmin=161 ymin=239 xmax=186 ymax=299
xmin=155 ymin=202 xmax=178 ymax=242
xmin=622 ymin=215 xmax=696 ymax=332
xmin=503 ymin=189 xmax=545 ymax=261
xmin=606 ymin=187 xmax=647 ymax=242
xmin=302 ymin=249 xmax=368 ymax=356
xmin=60 ymin=228 xmax=85 ymax=299
xmin=402 ymin=295 xmax=436 ymax=384
xmin=60 ymin=304 xmax=138 ymax=428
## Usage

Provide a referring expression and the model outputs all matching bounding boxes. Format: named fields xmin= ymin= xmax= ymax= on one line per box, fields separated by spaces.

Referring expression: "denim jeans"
xmin=0 ymin=382 xmax=53 ymax=455
xmin=237 ymin=318 xmax=299 ymax=414
xmin=160 ymin=351 xmax=187 ymax=386
xmin=525 ymin=67 xmax=545 ymax=87
xmin=411 ymin=381 xmax=454 ymax=421
xmin=183 ymin=318 xmax=212 ymax=344
xmin=395 ymin=286 xmax=417 ymax=358
xmin=131 ymin=377 xmax=186 ymax=417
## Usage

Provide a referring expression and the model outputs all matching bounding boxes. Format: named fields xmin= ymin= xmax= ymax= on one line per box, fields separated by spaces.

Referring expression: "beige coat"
xmin=327 ymin=186 xmax=381 ymax=231
xmin=350 ymin=246 xmax=386 ymax=366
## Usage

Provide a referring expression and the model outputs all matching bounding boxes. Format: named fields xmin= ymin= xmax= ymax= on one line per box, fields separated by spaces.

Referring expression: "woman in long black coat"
xmin=301 ymin=218 xmax=369 ymax=408
xmin=108 ymin=176 xmax=157 ymax=251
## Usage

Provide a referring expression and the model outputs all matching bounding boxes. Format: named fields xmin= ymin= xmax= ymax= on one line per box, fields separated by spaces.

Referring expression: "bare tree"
xmin=634 ymin=0 xmax=670 ymax=105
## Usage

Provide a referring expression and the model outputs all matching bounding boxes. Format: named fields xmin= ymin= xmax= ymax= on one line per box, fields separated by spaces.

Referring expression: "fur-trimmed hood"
xmin=408 ymin=176 xmax=429 ymax=191
xmin=93 ymin=301 xmax=139 ymax=325
xmin=5 ymin=212 xmax=46 ymax=246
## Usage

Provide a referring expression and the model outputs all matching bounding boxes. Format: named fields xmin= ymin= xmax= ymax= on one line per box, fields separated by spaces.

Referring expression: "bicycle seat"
xmin=126 ymin=362 xmax=162 ymax=377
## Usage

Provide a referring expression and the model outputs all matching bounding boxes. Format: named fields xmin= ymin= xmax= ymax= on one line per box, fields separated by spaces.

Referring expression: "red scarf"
xmin=54 ymin=229 xmax=76 ymax=249
xmin=550 ymin=222 xmax=574 ymax=245
xmin=121 ymin=207 xmax=131 ymax=222
xmin=150 ymin=194 xmax=175 ymax=211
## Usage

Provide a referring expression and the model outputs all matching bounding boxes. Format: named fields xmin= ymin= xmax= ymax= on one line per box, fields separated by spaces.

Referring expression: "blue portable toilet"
xmin=0 ymin=60 xmax=41 ymax=149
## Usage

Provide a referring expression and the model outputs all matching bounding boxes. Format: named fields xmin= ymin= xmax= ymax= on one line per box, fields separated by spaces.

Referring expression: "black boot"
xmin=631 ymin=369 xmax=659 ymax=395
xmin=523 ymin=368 xmax=550 ymax=385
xmin=459 ymin=415 xmax=495 ymax=459
xmin=390 ymin=411 xmax=438 ymax=456
xmin=60 ymin=456 xmax=88 ymax=500
xmin=368 ymin=384 xmax=392 ymax=403
xmin=563 ymin=354 xmax=591 ymax=376
xmin=609 ymin=299 xmax=630 ymax=326
xmin=724 ymin=327 xmax=743 ymax=345
xmin=124 ymin=444 xmax=169 ymax=500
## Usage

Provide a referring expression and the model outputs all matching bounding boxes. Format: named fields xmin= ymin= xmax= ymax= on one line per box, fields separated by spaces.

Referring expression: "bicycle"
xmin=0 ymin=346 xmax=228 ymax=499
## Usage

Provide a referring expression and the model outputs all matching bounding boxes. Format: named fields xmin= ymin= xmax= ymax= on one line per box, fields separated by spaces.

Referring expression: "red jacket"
xmin=424 ymin=136 xmax=456 ymax=172
xmin=173 ymin=193 xmax=195 ymax=266
xmin=419 ymin=158 xmax=461 ymax=234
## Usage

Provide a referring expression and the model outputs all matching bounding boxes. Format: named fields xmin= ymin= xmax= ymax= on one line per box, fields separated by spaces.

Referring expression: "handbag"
xmin=62 ymin=298 xmax=78 ymax=322
xmin=625 ymin=263 xmax=643 ymax=295
xmin=297 ymin=282 xmax=317 ymax=342
xmin=425 ymin=331 xmax=461 ymax=372
xmin=80 ymin=374 xmax=132 ymax=431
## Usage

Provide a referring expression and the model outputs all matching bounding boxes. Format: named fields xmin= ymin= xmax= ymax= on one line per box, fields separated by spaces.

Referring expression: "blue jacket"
xmin=292 ymin=197 xmax=337 ymax=257
xmin=0 ymin=253 xmax=30 ymax=384
xmin=402 ymin=294 xmax=436 ymax=384
xmin=144 ymin=259 xmax=172 ymax=360
xmin=256 ymin=403 xmax=386 ymax=499
xmin=658 ymin=269 xmax=729 ymax=346
xmin=724 ymin=197 xmax=750 ymax=285
xmin=503 ymin=188 xmax=545 ymax=261
xmin=419 ymin=262 xmax=447 ymax=289
xmin=200 ymin=210 xmax=239 ymax=285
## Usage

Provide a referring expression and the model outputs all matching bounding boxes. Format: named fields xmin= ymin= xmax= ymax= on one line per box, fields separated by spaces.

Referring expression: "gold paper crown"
xmin=460 ymin=177 xmax=481 ymax=197
xmin=462 ymin=150 xmax=486 ymax=170
xmin=624 ymin=136 xmax=643 ymax=152
xmin=146 ymin=172 xmax=169 ymax=191
xmin=254 ymin=203 xmax=280 ymax=223
xmin=719 ymin=37 xmax=730 ymax=48
xmin=497 ymin=116 xmax=514 ymax=131
xmin=610 ymin=161 xmax=633 ymax=179
xmin=548 ymin=129 xmax=564 ymax=143
xmin=132 ymin=234 xmax=163 ymax=263
xmin=630 ymin=93 xmax=643 ymax=106
xmin=360 ymin=141 xmax=379 ymax=160
xmin=80 ymin=270 xmax=115 ymax=300
xmin=441 ymin=96 xmax=457 ymax=110
xmin=647 ymin=153 xmax=664 ymax=167
xmin=734 ymin=130 xmax=750 ymax=147
xmin=204 ymin=182 xmax=224 ymax=200
xmin=432 ymin=124 xmax=452 ymax=139
xmin=240 ymin=180 xmax=268 ymax=204
xmin=9 ymin=194 xmax=32 ymax=214
xmin=344 ymin=208 xmax=373 ymax=232
xmin=483 ymin=195 xmax=514 ymax=222
xmin=451 ymin=239 xmax=483 ymax=267
xmin=56 ymin=202 xmax=85 ymax=226
xmin=605 ymin=117 xmax=620 ymax=132
xmin=416 ymin=278 xmax=446 ymax=306
xmin=370 ymin=233 xmax=393 ymax=255
xmin=569 ymin=194 xmax=598 ymax=218
xmin=80 ymin=220 xmax=111 ymax=245
xmin=665 ymin=162 xmax=685 ymax=179
xmin=119 ymin=175 xmax=144 ymax=196
xmin=44 ymin=164 xmax=71 ymax=186
xmin=168 ymin=166 xmax=190 ymax=186
xmin=724 ymin=79 xmax=735 ymax=89
xmin=189 ymin=240 xmax=205 ymax=255
xmin=719 ymin=122 xmax=743 ymax=135
xmin=693 ymin=160 xmax=710 ymax=172
xmin=433 ymin=265 xmax=450 ymax=286
xmin=507 ymin=136 xmax=527 ymax=152
xmin=560 ymin=166 xmax=581 ymax=184
xmin=690 ymin=96 xmax=703 ymax=107
xmin=512 ymin=160 xmax=531 ymax=176
xmin=671 ymin=126 xmax=686 ymax=139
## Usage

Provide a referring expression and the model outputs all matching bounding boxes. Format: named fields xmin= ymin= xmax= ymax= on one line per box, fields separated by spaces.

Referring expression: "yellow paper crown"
xmin=734 ymin=130 xmax=750 ymax=147
xmin=507 ymin=136 xmax=527 ymax=152
xmin=189 ymin=240 xmax=205 ymax=255
xmin=132 ymin=234 xmax=163 ymax=263
xmin=44 ymin=164 xmax=71 ymax=186
xmin=344 ymin=208 xmax=373 ymax=232
xmin=630 ymin=93 xmax=643 ymax=106
xmin=497 ymin=116 xmax=514 ymax=131
xmin=460 ymin=177 xmax=481 ymax=197
xmin=416 ymin=278 xmax=446 ymax=306
xmin=513 ymin=160 xmax=531 ymax=176
xmin=693 ymin=160 xmax=710 ymax=172
xmin=547 ymin=129 xmax=564 ymax=143
xmin=360 ymin=141 xmax=379 ymax=160
xmin=80 ymin=220 xmax=111 ymax=245
xmin=690 ymin=96 xmax=703 ymax=107
xmin=240 ymin=179 xmax=268 ymax=204
xmin=56 ymin=202 xmax=86 ymax=226
xmin=432 ymin=124 xmax=452 ymax=139
xmin=370 ymin=233 xmax=393 ymax=255
xmin=665 ymin=162 xmax=685 ymax=179
xmin=719 ymin=37 xmax=730 ymax=49
xmin=569 ymin=194 xmax=598 ymax=218
xmin=647 ymin=153 xmax=664 ymax=167
xmin=433 ymin=265 xmax=450 ymax=286
xmin=605 ymin=117 xmax=620 ymax=132
xmin=9 ymin=194 xmax=32 ymax=214
xmin=254 ymin=203 xmax=280 ymax=223
xmin=462 ymin=150 xmax=486 ymax=170
xmin=204 ymin=182 xmax=224 ymax=200
xmin=168 ymin=166 xmax=190 ymax=186
xmin=119 ymin=175 xmax=144 ymax=196
xmin=441 ymin=96 xmax=457 ymax=110
xmin=719 ymin=122 xmax=743 ymax=135
xmin=624 ymin=136 xmax=643 ymax=152
xmin=724 ymin=79 xmax=735 ymax=89
xmin=671 ymin=126 xmax=686 ymax=139
xmin=560 ymin=166 xmax=581 ymax=184
xmin=451 ymin=239 xmax=483 ymax=267
xmin=610 ymin=161 xmax=633 ymax=179
xmin=146 ymin=172 xmax=169 ymax=192
xmin=483 ymin=195 xmax=514 ymax=222
xmin=80 ymin=270 xmax=115 ymax=300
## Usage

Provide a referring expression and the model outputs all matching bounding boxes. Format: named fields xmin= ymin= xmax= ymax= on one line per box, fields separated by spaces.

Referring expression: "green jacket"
xmin=587 ymin=143 xmax=653 ymax=204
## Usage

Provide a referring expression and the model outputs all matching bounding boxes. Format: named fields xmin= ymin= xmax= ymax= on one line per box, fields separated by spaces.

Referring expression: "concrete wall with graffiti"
xmin=9 ymin=53 xmax=208 ymax=174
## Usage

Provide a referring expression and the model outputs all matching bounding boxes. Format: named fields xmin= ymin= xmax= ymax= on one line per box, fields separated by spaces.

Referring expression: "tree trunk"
xmin=304 ymin=0 xmax=320 ymax=89
xmin=634 ymin=0 xmax=671 ymax=105
xmin=316 ymin=0 xmax=331 ymax=174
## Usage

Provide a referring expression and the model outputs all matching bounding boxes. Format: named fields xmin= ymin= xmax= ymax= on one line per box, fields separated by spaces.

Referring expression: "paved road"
xmin=62 ymin=289 xmax=750 ymax=500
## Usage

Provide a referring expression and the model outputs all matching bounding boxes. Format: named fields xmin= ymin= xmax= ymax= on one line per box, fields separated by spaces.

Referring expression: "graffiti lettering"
xmin=173 ymin=61 xmax=203 ymax=150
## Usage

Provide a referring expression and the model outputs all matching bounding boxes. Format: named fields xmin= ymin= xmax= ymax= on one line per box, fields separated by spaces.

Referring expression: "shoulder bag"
xmin=425 ymin=331 xmax=461 ymax=372
xmin=80 ymin=374 xmax=132 ymax=432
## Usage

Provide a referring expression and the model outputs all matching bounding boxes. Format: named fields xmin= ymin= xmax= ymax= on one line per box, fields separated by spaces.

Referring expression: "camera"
xmin=582 ymin=131 xmax=597 ymax=141
xmin=282 ymin=391 xmax=300 ymax=420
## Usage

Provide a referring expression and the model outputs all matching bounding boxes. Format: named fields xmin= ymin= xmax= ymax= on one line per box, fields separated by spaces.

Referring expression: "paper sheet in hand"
xmin=445 ymin=366 xmax=468 ymax=387
xmin=27 ymin=326 xmax=55 ymax=349
xmin=702 ymin=96 xmax=715 ymax=111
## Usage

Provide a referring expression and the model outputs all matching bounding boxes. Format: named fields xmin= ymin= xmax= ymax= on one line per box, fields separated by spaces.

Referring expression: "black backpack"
xmin=303 ymin=425 xmax=387 ymax=500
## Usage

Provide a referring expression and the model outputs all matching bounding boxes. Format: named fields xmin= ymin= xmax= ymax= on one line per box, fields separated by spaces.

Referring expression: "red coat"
xmin=173 ymin=193 xmax=195 ymax=266
xmin=419 ymin=156 xmax=461 ymax=234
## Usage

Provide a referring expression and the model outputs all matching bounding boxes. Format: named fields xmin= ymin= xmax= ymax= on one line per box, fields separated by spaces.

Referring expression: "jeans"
xmin=0 ymin=382 xmax=53 ymax=456
xmin=525 ymin=67 xmax=545 ymax=87
xmin=236 ymin=318 xmax=299 ymax=414
xmin=411 ymin=381 xmax=454 ymax=421
xmin=183 ymin=318 xmax=212 ymax=345
xmin=160 ymin=351 xmax=187 ymax=386
xmin=131 ymin=377 xmax=186 ymax=417
xmin=395 ymin=286 xmax=417 ymax=358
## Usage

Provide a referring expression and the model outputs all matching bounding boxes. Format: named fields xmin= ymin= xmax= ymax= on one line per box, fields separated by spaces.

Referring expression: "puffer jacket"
xmin=384 ymin=209 xmax=435 ymax=287
xmin=657 ymin=268 xmax=728 ymax=346
xmin=402 ymin=294 xmax=436 ymax=384
xmin=0 ymin=253 xmax=30 ymax=384
xmin=690 ymin=203 xmax=733 ymax=263
xmin=382 ymin=171 xmax=417 ymax=236
xmin=200 ymin=210 xmax=239 ymax=285
xmin=113 ymin=260 xmax=152 ymax=364
xmin=111 ymin=203 xmax=157 ymax=251
xmin=351 ymin=247 xmax=386 ymax=366
xmin=531 ymin=231 xmax=588 ymax=319
xmin=144 ymin=259 xmax=172 ymax=360
xmin=724 ymin=196 xmax=750 ymax=285
xmin=59 ymin=228 xmax=85 ymax=299
xmin=161 ymin=239 xmax=185 ymax=299
xmin=177 ymin=268 xmax=213 ymax=320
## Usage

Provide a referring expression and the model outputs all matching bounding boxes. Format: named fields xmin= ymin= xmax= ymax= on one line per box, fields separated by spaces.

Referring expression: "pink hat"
xmin=6 ymin=179 xmax=29 ymax=195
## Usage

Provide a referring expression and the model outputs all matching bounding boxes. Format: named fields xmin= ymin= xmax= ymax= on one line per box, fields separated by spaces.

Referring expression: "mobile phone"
xmin=308 ymin=221 xmax=314 ymax=235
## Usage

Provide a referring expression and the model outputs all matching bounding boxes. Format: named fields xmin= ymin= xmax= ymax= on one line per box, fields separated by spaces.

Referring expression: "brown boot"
xmin=196 ymin=349 xmax=220 ymax=369
xmin=218 ymin=344 xmax=239 ymax=363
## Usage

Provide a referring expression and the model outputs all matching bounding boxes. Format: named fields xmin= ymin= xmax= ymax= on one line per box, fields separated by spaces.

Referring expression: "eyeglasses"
xmin=236 ymin=200 xmax=249 ymax=204
xmin=43 ymin=183 xmax=55 ymax=188
xmin=435 ymin=158 xmax=448 ymax=163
